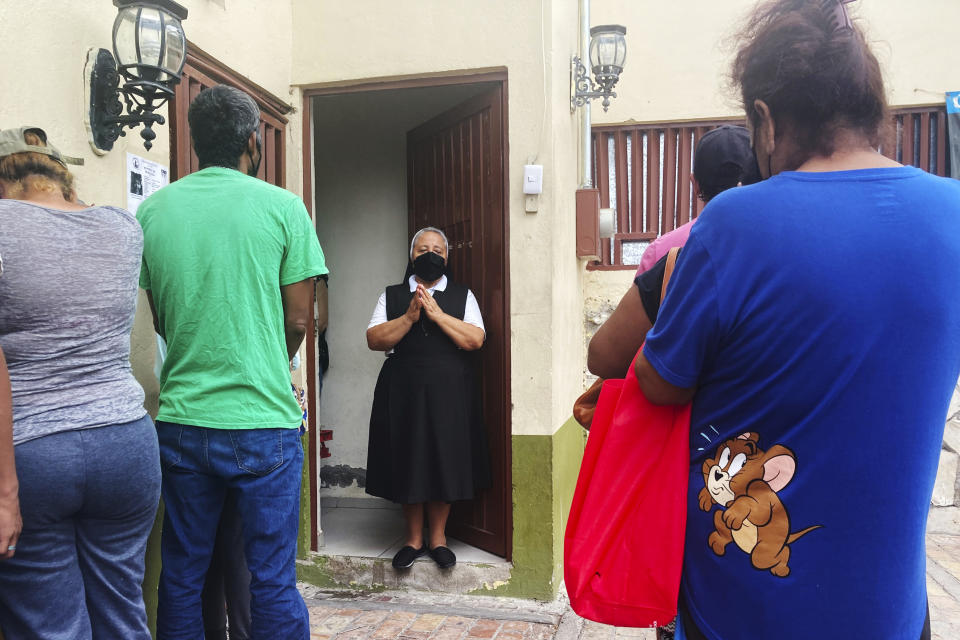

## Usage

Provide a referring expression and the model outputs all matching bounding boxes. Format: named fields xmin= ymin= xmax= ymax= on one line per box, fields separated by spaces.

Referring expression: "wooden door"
xmin=406 ymin=86 xmax=511 ymax=558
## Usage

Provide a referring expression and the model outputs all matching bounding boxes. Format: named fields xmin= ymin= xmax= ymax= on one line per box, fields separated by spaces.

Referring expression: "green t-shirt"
xmin=138 ymin=167 xmax=328 ymax=429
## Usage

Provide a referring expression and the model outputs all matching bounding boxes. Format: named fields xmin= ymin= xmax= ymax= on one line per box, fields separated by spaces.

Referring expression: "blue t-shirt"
xmin=644 ymin=167 xmax=960 ymax=640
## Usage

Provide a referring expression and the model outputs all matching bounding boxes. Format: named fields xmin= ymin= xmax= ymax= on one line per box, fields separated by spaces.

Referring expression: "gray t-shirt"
xmin=0 ymin=200 xmax=146 ymax=445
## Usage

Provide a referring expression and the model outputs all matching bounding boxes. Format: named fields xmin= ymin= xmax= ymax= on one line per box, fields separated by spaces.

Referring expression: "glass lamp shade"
xmin=588 ymin=24 xmax=627 ymax=78
xmin=112 ymin=1 xmax=187 ymax=85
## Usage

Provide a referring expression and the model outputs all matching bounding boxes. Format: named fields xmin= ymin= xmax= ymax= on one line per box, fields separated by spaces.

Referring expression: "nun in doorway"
xmin=365 ymin=226 xmax=491 ymax=570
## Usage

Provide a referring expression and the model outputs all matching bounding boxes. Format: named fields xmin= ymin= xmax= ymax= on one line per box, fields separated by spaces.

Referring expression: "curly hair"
xmin=731 ymin=0 xmax=888 ymax=157
xmin=0 ymin=130 xmax=75 ymax=200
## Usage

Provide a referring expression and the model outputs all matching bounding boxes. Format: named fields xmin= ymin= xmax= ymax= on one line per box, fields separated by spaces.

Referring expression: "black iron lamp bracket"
xmin=89 ymin=48 xmax=173 ymax=151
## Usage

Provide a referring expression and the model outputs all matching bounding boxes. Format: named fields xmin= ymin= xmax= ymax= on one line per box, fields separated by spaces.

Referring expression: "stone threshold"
xmin=297 ymin=552 xmax=514 ymax=597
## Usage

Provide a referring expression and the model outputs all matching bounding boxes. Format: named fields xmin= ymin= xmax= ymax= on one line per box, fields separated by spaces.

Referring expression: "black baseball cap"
xmin=693 ymin=125 xmax=754 ymax=200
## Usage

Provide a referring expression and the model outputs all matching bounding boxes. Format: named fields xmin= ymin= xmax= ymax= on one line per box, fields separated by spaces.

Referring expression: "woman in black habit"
xmin=365 ymin=227 xmax=491 ymax=570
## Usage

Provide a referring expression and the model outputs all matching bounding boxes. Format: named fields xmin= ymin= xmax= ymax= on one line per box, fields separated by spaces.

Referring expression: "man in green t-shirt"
xmin=138 ymin=85 xmax=327 ymax=639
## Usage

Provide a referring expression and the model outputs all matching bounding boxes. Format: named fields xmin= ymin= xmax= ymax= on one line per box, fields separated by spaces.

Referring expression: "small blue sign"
xmin=947 ymin=91 xmax=960 ymax=114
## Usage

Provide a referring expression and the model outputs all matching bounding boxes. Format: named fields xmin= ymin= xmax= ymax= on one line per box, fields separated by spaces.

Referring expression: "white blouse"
xmin=368 ymin=275 xmax=485 ymax=334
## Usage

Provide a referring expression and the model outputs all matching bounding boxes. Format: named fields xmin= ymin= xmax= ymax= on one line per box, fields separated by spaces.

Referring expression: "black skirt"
xmin=365 ymin=352 xmax=491 ymax=504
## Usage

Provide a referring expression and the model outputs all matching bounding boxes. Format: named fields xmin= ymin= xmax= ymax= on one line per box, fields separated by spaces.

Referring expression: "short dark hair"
xmin=732 ymin=0 xmax=887 ymax=158
xmin=187 ymin=85 xmax=260 ymax=169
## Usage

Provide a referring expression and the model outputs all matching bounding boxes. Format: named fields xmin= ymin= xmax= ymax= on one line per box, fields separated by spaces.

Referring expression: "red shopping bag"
xmin=565 ymin=348 xmax=691 ymax=627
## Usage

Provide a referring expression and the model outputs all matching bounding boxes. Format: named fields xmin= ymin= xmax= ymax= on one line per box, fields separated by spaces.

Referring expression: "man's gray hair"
xmin=409 ymin=226 xmax=450 ymax=260
xmin=188 ymin=85 xmax=261 ymax=170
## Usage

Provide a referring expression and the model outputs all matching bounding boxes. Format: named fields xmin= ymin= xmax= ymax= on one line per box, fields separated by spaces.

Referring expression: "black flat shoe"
xmin=429 ymin=545 xmax=456 ymax=569
xmin=391 ymin=545 xmax=426 ymax=569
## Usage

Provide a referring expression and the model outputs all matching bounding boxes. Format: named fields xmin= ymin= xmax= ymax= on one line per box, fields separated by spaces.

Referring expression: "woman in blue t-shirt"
xmin=635 ymin=2 xmax=959 ymax=639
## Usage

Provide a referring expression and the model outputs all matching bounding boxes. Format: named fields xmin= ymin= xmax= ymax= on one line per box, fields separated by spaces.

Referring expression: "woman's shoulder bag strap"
xmin=660 ymin=247 xmax=681 ymax=303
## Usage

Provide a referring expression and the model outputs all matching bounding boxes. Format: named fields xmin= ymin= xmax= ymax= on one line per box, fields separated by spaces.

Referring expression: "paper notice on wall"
xmin=126 ymin=152 xmax=169 ymax=215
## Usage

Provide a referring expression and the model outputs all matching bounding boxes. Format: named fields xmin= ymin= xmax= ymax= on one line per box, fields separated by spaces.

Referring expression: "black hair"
xmin=732 ymin=0 xmax=888 ymax=158
xmin=187 ymin=85 xmax=261 ymax=170
xmin=700 ymin=170 xmax=742 ymax=202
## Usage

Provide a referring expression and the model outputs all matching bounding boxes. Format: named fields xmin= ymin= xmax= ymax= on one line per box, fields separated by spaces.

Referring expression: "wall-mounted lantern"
xmin=571 ymin=25 xmax=627 ymax=113
xmin=89 ymin=0 xmax=189 ymax=151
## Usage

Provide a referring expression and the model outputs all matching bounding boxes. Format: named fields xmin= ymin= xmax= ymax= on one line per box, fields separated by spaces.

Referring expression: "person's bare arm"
xmin=634 ymin=349 xmax=696 ymax=405
xmin=315 ymin=278 xmax=329 ymax=334
xmin=366 ymin=295 xmax=420 ymax=351
xmin=587 ymin=285 xmax=653 ymax=379
xmin=145 ymin=290 xmax=162 ymax=339
xmin=0 ymin=347 xmax=21 ymax=560
xmin=281 ymin=278 xmax=316 ymax=361
xmin=418 ymin=286 xmax=484 ymax=351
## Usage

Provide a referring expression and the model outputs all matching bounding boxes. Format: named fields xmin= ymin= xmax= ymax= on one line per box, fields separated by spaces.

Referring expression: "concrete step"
xmin=298 ymin=552 xmax=513 ymax=596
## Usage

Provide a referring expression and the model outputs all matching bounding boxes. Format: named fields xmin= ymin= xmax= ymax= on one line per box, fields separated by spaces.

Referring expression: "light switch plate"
xmin=523 ymin=164 xmax=543 ymax=194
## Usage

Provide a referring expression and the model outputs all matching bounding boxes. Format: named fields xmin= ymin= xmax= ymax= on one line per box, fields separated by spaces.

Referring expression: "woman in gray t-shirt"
xmin=0 ymin=127 xmax=160 ymax=639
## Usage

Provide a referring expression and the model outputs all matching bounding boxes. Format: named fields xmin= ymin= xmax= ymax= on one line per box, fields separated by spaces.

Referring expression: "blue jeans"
xmin=156 ymin=422 xmax=308 ymax=640
xmin=0 ymin=415 xmax=161 ymax=640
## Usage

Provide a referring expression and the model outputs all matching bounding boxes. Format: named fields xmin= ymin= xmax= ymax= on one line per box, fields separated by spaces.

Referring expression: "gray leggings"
xmin=0 ymin=416 xmax=161 ymax=639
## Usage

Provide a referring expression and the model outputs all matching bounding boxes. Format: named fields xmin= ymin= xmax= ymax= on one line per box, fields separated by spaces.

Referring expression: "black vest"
xmin=385 ymin=281 xmax=470 ymax=359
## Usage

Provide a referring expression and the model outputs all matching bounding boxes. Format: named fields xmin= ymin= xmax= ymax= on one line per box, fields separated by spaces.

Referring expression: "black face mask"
xmin=741 ymin=150 xmax=763 ymax=185
xmin=412 ymin=252 xmax=445 ymax=282
xmin=247 ymin=131 xmax=262 ymax=178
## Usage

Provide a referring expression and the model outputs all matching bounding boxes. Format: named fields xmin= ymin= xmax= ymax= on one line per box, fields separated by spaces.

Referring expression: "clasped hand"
xmin=404 ymin=285 xmax=443 ymax=324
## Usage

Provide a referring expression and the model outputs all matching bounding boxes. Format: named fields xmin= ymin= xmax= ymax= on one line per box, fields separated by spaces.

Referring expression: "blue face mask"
xmin=412 ymin=251 xmax=445 ymax=282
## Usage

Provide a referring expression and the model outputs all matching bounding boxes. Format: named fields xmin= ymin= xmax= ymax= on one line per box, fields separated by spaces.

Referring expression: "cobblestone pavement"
xmin=302 ymin=589 xmax=566 ymax=640
xmin=926 ymin=533 xmax=960 ymax=640
xmin=302 ymin=532 xmax=960 ymax=640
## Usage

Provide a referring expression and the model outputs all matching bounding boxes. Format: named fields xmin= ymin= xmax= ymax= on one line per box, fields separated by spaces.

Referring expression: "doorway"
xmin=303 ymin=74 xmax=511 ymax=563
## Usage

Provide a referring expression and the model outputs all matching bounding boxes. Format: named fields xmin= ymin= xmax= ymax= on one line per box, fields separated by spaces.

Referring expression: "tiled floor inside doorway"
xmin=319 ymin=497 xmax=503 ymax=564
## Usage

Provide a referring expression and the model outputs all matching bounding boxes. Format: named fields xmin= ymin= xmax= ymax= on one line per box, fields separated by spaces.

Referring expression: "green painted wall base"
xmin=468 ymin=417 xmax=586 ymax=600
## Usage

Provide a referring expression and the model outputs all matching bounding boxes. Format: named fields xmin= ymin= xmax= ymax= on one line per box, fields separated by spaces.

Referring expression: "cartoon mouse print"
xmin=698 ymin=432 xmax=821 ymax=577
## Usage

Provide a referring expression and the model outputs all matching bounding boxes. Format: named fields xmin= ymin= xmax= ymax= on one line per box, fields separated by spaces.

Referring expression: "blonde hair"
xmin=0 ymin=131 xmax=75 ymax=200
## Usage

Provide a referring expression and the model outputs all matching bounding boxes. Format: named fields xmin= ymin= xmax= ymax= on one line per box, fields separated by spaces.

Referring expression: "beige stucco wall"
xmin=590 ymin=0 xmax=960 ymax=126
xmin=0 ymin=0 xmax=170 ymax=221
xmin=0 ymin=0 xmax=303 ymax=413
xmin=291 ymin=0 xmax=584 ymax=437
xmin=0 ymin=0 xmax=301 ymax=222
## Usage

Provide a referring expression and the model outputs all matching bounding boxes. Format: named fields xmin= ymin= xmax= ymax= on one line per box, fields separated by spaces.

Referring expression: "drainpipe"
xmin=580 ymin=0 xmax=592 ymax=188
